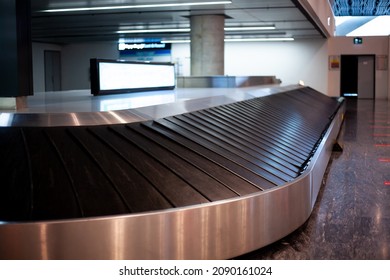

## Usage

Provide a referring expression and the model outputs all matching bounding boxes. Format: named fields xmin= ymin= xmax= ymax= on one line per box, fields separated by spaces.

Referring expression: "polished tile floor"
xmin=1 ymin=86 xmax=298 ymax=127
xmin=238 ymin=98 xmax=390 ymax=260
xmin=20 ymin=86 xmax=286 ymax=113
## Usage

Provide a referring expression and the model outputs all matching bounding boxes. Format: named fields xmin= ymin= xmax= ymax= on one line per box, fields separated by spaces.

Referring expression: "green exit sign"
xmin=353 ymin=37 xmax=363 ymax=44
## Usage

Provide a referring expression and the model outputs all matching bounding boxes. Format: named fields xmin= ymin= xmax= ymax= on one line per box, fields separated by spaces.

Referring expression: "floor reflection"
xmin=237 ymin=98 xmax=390 ymax=260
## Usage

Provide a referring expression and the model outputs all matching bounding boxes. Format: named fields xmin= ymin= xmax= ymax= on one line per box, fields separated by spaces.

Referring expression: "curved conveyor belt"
xmin=0 ymin=87 xmax=345 ymax=259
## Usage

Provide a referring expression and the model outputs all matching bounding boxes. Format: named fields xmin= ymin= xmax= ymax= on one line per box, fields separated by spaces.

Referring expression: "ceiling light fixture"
xmin=117 ymin=25 xmax=277 ymax=34
xmin=224 ymin=26 xmax=275 ymax=31
xmin=117 ymin=28 xmax=191 ymax=34
xmin=40 ymin=1 xmax=232 ymax=13
xmin=226 ymin=37 xmax=294 ymax=42
xmin=161 ymin=37 xmax=295 ymax=43
xmin=161 ymin=39 xmax=192 ymax=44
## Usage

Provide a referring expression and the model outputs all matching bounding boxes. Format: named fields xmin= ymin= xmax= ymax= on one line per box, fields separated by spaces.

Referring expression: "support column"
xmin=0 ymin=0 xmax=33 ymax=110
xmin=190 ymin=14 xmax=225 ymax=76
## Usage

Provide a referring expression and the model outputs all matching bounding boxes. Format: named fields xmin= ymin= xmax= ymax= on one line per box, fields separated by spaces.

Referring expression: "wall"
xmin=327 ymin=36 xmax=390 ymax=99
xmin=171 ymin=43 xmax=191 ymax=76
xmin=172 ymin=39 xmax=329 ymax=93
xmin=33 ymin=42 xmax=120 ymax=92
xmin=32 ymin=43 xmax=62 ymax=93
xmin=33 ymin=39 xmax=329 ymax=94
xmin=61 ymin=42 xmax=119 ymax=90
xmin=224 ymin=39 xmax=329 ymax=93
xmin=298 ymin=0 xmax=336 ymax=37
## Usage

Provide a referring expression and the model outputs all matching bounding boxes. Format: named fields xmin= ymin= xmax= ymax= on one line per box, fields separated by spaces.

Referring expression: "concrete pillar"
xmin=190 ymin=14 xmax=225 ymax=76
xmin=0 ymin=0 xmax=33 ymax=109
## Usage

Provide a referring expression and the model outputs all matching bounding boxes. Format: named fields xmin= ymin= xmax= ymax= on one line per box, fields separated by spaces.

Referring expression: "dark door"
xmin=340 ymin=55 xmax=358 ymax=98
xmin=44 ymin=50 xmax=62 ymax=91
xmin=340 ymin=54 xmax=375 ymax=99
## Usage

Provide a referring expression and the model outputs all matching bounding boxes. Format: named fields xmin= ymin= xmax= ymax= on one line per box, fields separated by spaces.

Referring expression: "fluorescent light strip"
xmin=226 ymin=37 xmax=294 ymax=42
xmin=224 ymin=26 xmax=275 ymax=31
xmin=343 ymin=93 xmax=358 ymax=96
xmin=117 ymin=26 xmax=276 ymax=34
xmin=161 ymin=39 xmax=191 ymax=44
xmin=40 ymin=1 xmax=232 ymax=13
xmin=161 ymin=37 xmax=294 ymax=43
xmin=117 ymin=28 xmax=190 ymax=34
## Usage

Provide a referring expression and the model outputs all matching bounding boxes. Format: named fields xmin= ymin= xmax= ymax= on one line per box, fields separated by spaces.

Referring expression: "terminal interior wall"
xmin=32 ymin=40 xmax=329 ymax=94
xmin=32 ymin=37 xmax=389 ymax=99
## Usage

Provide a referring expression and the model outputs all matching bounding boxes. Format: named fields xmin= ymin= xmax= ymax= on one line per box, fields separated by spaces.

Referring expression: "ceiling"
xmin=31 ymin=0 xmax=324 ymax=44
xmin=331 ymin=0 xmax=390 ymax=16
xmin=331 ymin=0 xmax=390 ymax=36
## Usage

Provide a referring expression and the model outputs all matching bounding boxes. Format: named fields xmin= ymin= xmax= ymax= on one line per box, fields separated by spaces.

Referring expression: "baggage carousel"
xmin=0 ymin=85 xmax=345 ymax=259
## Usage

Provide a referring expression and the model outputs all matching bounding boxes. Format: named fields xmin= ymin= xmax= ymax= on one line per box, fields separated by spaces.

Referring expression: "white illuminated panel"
xmin=0 ymin=113 xmax=13 ymax=127
xmin=98 ymin=62 xmax=175 ymax=91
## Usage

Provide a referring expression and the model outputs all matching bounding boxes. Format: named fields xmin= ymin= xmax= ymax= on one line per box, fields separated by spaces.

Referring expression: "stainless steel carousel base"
xmin=0 ymin=87 xmax=345 ymax=259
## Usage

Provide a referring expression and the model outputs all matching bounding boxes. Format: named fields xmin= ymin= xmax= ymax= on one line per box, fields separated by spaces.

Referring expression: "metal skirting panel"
xmin=176 ymin=76 xmax=280 ymax=88
xmin=310 ymin=100 xmax=345 ymax=209
xmin=0 ymin=177 xmax=312 ymax=260
xmin=0 ymin=87 xmax=345 ymax=259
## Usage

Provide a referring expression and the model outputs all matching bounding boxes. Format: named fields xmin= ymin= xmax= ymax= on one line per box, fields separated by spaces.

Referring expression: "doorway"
xmin=44 ymin=50 xmax=62 ymax=91
xmin=340 ymin=55 xmax=375 ymax=99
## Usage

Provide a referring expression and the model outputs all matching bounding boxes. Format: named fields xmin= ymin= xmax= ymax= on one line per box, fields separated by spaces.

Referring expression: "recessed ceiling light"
xmin=40 ymin=1 xmax=232 ymax=13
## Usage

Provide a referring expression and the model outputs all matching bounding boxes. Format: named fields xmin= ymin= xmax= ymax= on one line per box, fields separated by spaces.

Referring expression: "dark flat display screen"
xmin=90 ymin=59 xmax=175 ymax=96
